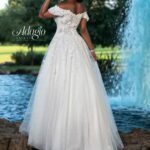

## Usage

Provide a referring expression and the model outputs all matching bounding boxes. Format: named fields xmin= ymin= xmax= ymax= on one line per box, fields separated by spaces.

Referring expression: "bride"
xmin=19 ymin=0 xmax=124 ymax=150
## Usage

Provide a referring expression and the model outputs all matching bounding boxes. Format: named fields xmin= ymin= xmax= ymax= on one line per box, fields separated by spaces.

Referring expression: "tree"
xmin=84 ymin=0 xmax=128 ymax=46
xmin=0 ymin=0 xmax=128 ymax=47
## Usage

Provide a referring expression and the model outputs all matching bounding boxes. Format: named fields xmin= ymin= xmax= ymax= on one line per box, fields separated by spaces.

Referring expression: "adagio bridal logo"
xmin=12 ymin=25 xmax=46 ymax=41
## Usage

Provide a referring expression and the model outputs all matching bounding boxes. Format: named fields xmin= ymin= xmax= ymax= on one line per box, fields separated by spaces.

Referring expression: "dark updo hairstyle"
xmin=76 ymin=0 xmax=83 ymax=3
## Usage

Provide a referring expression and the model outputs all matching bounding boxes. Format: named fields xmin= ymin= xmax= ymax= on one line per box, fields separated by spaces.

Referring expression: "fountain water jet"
xmin=120 ymin=0 xmax=150 ymax=108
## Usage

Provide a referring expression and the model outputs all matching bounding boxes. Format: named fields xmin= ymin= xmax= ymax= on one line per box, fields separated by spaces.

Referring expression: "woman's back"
xmin=19 ymin=1 xmax=124 ymax=150
xmin=56 ymin=1 xmax=86 ymax=15
xmin=47 ymin=2 xmax=89 ymax=34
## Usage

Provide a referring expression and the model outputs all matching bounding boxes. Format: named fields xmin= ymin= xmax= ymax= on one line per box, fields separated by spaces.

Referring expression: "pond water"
xmin=0 ymin=74 xmax=149 ymax=133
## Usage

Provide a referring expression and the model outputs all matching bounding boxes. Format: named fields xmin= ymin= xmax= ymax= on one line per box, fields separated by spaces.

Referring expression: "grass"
xmin=95 ymin=45 xmax=122 ymax=59
xmin=0 ymin=44 xmax=121 ymax=63
xmin=0 ymin=45 xmax=47 ymax=63
xmin=0 ymin=44 xmax=122 ymax=73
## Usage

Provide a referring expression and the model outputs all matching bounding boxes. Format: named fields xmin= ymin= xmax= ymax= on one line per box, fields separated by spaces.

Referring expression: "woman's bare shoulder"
xmin=56 ymin=1 xmax=87 ymax=14
xmin=76 ymin=3 xmax=87 ymax=13
xmin=78 ymin=3 xmax=86 ymax=9
xmin=57 ymin=1 xmax=74 ymax=10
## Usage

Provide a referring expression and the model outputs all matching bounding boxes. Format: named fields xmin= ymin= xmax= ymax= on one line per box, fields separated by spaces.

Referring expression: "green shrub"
xmin=97 ymin=53 xmax=119 ymax=75
xmin=34 ymin=52 xmax=45 ymax=65
xmin=97 ymin=53 xmax=121 ymax=95
xmin=11 ymin=51 xmax=44 ymax=65
xmin=11 ymin=51 xmax=26 ymax=65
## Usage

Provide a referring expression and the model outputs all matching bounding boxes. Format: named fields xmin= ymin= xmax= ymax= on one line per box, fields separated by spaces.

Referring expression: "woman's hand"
xmin=39 ymin=0 xmax=53 ymax=19
xmin=90 ymin=50 xmax=97 ymax=61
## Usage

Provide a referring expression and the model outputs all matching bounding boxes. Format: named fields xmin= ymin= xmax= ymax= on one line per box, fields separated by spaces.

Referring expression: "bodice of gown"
xmin=48 ymin=5 xmax=89 ymax=34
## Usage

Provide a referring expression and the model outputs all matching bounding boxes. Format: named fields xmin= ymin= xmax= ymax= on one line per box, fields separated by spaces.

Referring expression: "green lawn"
xmin=0 ymin=44 xmax=121 ymax=63
xmin=0 ymin=45 xmax=47 ymax=63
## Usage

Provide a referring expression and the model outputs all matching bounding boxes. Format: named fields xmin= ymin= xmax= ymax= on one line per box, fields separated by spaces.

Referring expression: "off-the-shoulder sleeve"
xmin=48 ymin=5 xmax=68 ymax=16
xmin=82 ymin=12 xmax=90 ymax=21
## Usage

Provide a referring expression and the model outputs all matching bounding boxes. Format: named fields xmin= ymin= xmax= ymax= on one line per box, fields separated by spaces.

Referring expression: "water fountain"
xmin=0 ymin=0 xmax=150 ymax=133
xmin=120 ymin=0 xmax=150 ymax=109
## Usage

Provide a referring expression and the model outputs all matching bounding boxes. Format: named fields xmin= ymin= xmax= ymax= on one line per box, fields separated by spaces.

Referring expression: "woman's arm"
xmin=80 ymin=19 xmax=97 ymax=61
xmin=38 ymin=0 xmax=54 ymax=19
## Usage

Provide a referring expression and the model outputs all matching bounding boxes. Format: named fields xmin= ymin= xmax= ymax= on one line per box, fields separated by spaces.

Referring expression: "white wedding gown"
xmin=19 ymin=5 xmax=124 ymax=150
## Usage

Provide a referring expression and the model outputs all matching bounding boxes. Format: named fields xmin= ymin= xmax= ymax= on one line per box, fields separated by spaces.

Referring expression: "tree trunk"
xmin=28 ymin=45 xmax=34 ymax=66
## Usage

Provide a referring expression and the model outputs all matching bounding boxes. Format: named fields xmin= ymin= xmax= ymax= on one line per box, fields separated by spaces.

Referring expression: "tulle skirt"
xmin=19 ymin=31 xmax=124 ymax=150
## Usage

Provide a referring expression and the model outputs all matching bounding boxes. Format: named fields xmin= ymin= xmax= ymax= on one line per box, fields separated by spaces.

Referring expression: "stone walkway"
xmin=0 ymin=119 xmax=150 ymax=150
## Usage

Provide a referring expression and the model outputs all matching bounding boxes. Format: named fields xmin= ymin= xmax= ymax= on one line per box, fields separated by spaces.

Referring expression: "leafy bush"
xmin=97 ymin=53 xmax=119 ymax=75
xmin=97 ymin=53 xmax=121 ymax=95
xmin=11 ymin=51 xmax=26 ymax=65
xmin=11 ymin=51 xmax=44 ymax=65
